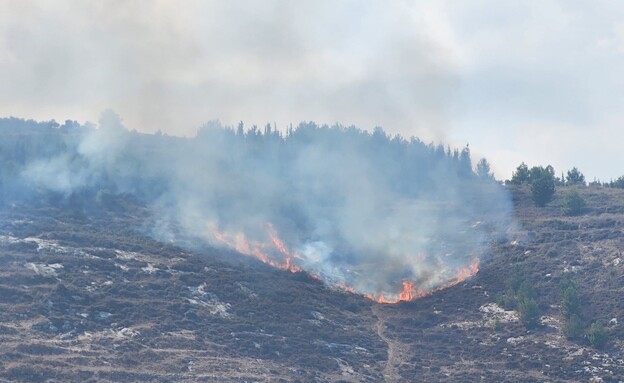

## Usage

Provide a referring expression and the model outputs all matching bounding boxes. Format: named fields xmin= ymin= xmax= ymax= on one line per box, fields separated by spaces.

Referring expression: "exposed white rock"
xmin=235 ymin=282 xmax=257 ymax=298
xmin=0 ymin=235 xmax=21 ymax=244
xmin=141 ymin=263 xmax=158 ymax=274
xmin=539 ymin=315 xmax=560 ymax=329
xmin=506 ymin=336 xmax=525 ymax=346
xmin=86 ymin=280 xmax=114 ymax=292
xmin=24 ymin=262 xmax=63 ymax=278
xmin=189 ymin=283 xmax=208 ymax=296
xmin=187 ymin=287 xmax=232 ymax=319
xmin=334 ymin=358 xmax=355 ymax=376
xmin=115 ymin=250 xmax=140 ymax=260
xmin=24 ymin=237 xmax=67 ymax=253
xmin=97 ymin=311 xmax=112 ymax=319
xmin=480 ymin=303 xmax=519 ymax=323
xmin=91 ymin=327 xmax=141 ymax=339
xmin=311 ymin=311 xmax=325 ymax=321
xmin=114 ymin=263 xmax=130 ymax=271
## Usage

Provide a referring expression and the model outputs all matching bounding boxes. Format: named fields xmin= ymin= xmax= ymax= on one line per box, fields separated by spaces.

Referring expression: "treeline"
xmin=505 ymin=161 xmax=624 ymax=210
xmin=508 ymin=162 xmax=624 ymax=190
xmin=602 ymin=176 xmax=624 ymax=188
xmin=0 ymin=115 xmax=501 ymax=202
xmin=0 ymin=114 xmax=513 ymax=296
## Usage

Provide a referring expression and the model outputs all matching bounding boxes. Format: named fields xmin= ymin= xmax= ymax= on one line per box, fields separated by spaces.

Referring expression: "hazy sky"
xmin=1 ymin=1 xmax=623 ymax=180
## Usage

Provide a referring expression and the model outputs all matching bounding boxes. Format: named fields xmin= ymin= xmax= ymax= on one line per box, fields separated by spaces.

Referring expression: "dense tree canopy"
xmin=476 ymin=158 xmax=494 ymax=180
xmin=565 ymin=167 xmax=586 ymax=186
xmin=510 ymin=162 xmax=530 ymax=185
xmin=562 ymin=189 xmax=586 ymax=216
xmin=0 ymin=117 xmax=500 ymax=202
xmin=529 ymin=165 xmax=556 ymax=207
xmin=0 ymin=116 xmax=514 ymax=299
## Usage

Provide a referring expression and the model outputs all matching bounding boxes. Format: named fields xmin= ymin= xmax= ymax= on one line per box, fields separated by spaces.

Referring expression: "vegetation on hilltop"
xmin=0 ymin=115 xmax=513 ymax=300
xmin=0 ymin=117 xmax=622 ymax=381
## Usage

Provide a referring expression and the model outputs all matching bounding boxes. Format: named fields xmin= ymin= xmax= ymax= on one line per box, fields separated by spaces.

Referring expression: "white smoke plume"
xmin=0 ymin=1 xmax=457 ymax=141
xmin=20 ymin=113 xmax=513 ymax=300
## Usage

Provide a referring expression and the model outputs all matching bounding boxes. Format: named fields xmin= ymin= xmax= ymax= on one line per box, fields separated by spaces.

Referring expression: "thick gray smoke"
xmin=0 ymin=1 xmax=456 ymax=141
xmin=20 ymin=113 xmax=512 ymax=300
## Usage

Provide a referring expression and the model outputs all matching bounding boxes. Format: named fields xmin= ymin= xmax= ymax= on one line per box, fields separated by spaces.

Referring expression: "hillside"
xmin=370 ymin=185 xmax=624 ymax=382
xmin=0 ymin=118 xmax=512 ymax=302
xmin=0 ymin=185 xmax=622 ymax=382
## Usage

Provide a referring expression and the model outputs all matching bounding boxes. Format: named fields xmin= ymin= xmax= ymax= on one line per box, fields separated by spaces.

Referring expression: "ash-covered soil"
xmin=0 ymin=186 xmax=623 ymax=382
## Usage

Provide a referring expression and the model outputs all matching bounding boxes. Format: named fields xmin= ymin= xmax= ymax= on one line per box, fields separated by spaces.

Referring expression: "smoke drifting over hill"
xmin=8 ymin=114 xmax=513 ymax=300
xmin=0 ymin=1 xmax=456 ymax=141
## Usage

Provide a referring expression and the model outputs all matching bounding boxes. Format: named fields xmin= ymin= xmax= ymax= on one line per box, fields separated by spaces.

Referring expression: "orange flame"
xmin=212 ymin=222 xmax=480 ymax=304
xmin=212 ymin=223 xmax=302 ymax=273
xmin=367 ymin=258 xmax=480 ymax=304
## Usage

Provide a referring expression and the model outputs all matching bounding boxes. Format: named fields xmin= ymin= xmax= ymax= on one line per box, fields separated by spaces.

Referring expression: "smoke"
xmin=20 ymin=114 xmax=513 ymax=300
xmin=0 ymin=0 xmax=457 ymax=141
xmin=4 ymin=1 xmax=512 ymax=299
xmin=22 ymin=110 xmax=132 ymax=195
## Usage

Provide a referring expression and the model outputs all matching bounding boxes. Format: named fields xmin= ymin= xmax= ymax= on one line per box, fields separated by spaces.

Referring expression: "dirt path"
xmin=372 ymin=304 xmax=408 ymax=383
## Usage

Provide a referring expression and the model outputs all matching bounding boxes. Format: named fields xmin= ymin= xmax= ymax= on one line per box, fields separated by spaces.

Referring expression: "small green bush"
xmin=561 ymin=286 xmax=581 ymax=319
xmin=530 ymin=165 xmax=556 ymax=207
xmin=496 ymin=292 xmax=516 ymax=310
xmin=510 ymin=162 xmax=530 ymax=185
xmin=562 ymin=314 xmax=584 ymax=340
xmin=546 ymin=248 xmax=558 ymax=258
xmin=505 ymin=265 xmax=526 ymax=294
xmin=492 ymin=318 xmax=502 ymax=331
xmin=518 ymin=298 xmax=539 ymax=329
xmin=517 ymin=281 xmax=537 ymax=303
xmin=565 ymin=167 xmax=586 ymax=186
xmin=610 ymin=175 xmax=624 ymax=188
xmin=562 ymin=189 xmax=586 ymax=216
xmin=588 ymin=321 xmax=608 ymax=349
xmin=498 ymin=266 xmax=541 ymax=329
xmin=559 ymin=274 xmax=575 ymax=294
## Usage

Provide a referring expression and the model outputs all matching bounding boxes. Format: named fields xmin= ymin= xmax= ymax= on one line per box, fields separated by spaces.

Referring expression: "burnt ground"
xmin=0 ymin=186 xmax=623 ymax=382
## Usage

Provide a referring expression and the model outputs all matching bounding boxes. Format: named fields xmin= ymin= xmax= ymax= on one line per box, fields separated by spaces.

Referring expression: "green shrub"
xmin=496 ymin=292 xmax=516 ymax=310
xmin=497 ymin=266 xmax=541 ymax=329
xmin=565 ymin=167 xmax=586 ymax=186
xmin=546 ymin=248 xmax=558 ymax=258
xmin=498 ymin=266 xmax=541 ymax=329
xmin=610 ymin=175 xmax=624 ymax=188
xmin=505 ymin=265 xmax=526 ymax=294
xmin=588 ymin=321 xmax=608 ymax=349
xmin=496 ymin=292 xmax=506 ymax=307
xmin=562 ymin=314 xmax=584 ymax=340
xmin=530 ymin=165 xmax=556 ymax=207
xmin=476 ymin=158 xmax=494 ymax=179
xmin=510 ymin=162 xmax=530 ymax=185
xmin=562 ymin=189 xmax=586 ymax=216
xmin=561 ymin=286 xmax=581 ymax=319
xmin=517 ymin=281 xmax=537 ymax=303
xmin=492 ymin=318 xmax=502 ymax=331
xmin=558 ymin=274 xmax=575 ymax=294
xmin=518 ymin=298 xmax=539 ymax=329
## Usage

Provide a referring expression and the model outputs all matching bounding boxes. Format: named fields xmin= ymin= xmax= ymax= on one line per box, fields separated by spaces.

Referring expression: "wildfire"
xmin=212 ymin=223 xmax=302 ymax=273
xmin=211 ymin=222 xmax=481 ymax=304
xmin=367 ymin=258 xmax=480 ymax=304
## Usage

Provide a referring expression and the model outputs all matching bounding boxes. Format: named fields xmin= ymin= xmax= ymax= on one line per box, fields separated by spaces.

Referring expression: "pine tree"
xmin=511 ymin=162 xmax=530 ymax=184
xmin=588 ymin=322 xmax=609 ymax=349
xmin=530 ymin=165 xmax=556 ymax=207
xmin=566 ymin=167 xmax=586 ymax=186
